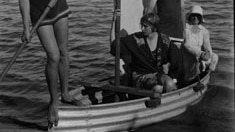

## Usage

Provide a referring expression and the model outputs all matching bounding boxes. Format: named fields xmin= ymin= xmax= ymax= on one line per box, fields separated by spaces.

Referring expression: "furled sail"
xmin=111 ymin=0 xmax=143 ymax=42
xmin=120 ymin=0 xmax=143 ymax=34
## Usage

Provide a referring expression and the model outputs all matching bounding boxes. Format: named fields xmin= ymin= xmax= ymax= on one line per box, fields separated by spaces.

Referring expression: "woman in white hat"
xmin=183 ymin=5 xmax=218 ymax=82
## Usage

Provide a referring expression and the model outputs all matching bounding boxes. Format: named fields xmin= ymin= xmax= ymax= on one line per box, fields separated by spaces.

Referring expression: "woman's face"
xmin=189 ymin=14 xmax=201 ymax=25
xmin=141 ymin=23 xmax=153 ymax=36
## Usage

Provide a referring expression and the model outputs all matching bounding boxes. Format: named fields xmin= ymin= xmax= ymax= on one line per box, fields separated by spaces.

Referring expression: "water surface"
xmin=0 ymin=0 xmax=234 ymax=131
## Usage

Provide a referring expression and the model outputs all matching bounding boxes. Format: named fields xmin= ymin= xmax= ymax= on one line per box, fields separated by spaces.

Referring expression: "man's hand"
xmin=162 ymin=63 xmax=170 ymax=74
xmin=120 ymin=59 xmax=125 ymax=75
xmin=200 ymin=50 xmax=210 ymax=61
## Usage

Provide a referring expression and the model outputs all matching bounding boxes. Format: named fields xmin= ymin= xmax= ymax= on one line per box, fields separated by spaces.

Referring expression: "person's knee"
xmin=60 ymin=49 xmax=69 ymax=60
xmin=161 ymin=75 xmax=177 ymax=92
xmin=48 ymin=53 xmax=60 ymax=65
xmin=58 ymin=42 xmax=69 ymax=56
xmin=152 ymin=85 xmax=163 ymax=93
xmin=165 ymin=79 xmax=177 ymax=92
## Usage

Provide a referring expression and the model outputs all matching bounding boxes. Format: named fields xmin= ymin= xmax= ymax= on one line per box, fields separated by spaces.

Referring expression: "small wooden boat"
xmin=52 ymin=0 xmax=211 ymax=131
xmin=53 ymin=71 xmax=210 ymax=132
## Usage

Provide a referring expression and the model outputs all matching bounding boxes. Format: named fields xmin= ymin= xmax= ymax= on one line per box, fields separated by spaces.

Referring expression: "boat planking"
xmin=52 ymin=71 xmax=210 ymax=132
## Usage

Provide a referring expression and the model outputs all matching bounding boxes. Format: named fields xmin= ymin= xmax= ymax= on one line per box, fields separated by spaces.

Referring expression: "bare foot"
xmin=61 ymin=93 xmax=72 ymax=102
xmin=48 ymin=103 xmax=59 ymax=129
xmin=61 ymin=93 xmax=86 ymax=106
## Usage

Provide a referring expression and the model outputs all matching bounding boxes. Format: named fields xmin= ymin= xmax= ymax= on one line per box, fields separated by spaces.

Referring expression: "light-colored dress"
xmin=183 ymin=23 xmax=218 ymax=80
xmin=185 ymin=23 xmax=212 ymax=58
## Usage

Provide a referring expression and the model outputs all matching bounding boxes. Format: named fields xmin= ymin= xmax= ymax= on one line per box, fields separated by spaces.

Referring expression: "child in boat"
xmin=182 ymin=5 xmax=219 ymax=82
xmin=110 ymin=13 xmax=177 ymax=93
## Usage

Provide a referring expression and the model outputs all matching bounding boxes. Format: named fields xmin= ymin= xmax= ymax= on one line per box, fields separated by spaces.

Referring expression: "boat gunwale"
xmin=59 ymin=71 xmax=210 ymax=110
xmin=59 ymin=85 xmax=207 ymax=120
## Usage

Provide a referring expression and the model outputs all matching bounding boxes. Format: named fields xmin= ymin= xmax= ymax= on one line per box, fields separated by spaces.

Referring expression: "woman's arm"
xmin=202 ymin=29 xmax=213 ymax=54
xmin=19 ymin=0 xmax=30 ymax=42
xmin=142 ymin=0 xmax=158 ymax=15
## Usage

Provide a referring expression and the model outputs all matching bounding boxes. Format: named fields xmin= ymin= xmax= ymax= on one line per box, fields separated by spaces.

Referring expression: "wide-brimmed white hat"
xmin=190 ymin=5 xmax=203 ymax=16
xmin=187 ymin=5 xmax=205 ymax=23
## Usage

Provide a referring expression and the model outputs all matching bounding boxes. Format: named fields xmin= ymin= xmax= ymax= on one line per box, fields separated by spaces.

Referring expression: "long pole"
xmin=0 ymin=0 xmax=57 ymax=82
xmin=115 ymin=0 xmax=121 ymax=89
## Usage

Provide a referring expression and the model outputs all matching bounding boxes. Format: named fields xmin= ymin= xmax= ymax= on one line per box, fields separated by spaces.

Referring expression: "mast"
xmin=114 ymin=0 xmax=120 ymax=89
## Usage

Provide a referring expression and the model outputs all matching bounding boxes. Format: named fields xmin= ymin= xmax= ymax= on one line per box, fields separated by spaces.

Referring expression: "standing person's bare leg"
xmin=54 ymin=17 xmax=83 ymax=106
xmin=37 ymin=25 xmax=60 ymax=126
xmin=53 ymin=17 xmax=70 ymax=102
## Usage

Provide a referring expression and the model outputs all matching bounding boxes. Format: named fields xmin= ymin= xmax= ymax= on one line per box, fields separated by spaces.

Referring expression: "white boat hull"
xmin=53 ymin=72 xmax=210 ymax=132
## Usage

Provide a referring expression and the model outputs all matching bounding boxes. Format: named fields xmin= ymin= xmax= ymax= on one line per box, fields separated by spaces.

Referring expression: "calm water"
xmin=0 ymin=0 xmax=234 ymax=131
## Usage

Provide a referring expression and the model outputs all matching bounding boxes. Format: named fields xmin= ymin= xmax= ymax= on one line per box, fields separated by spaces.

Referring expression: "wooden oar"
xmin=77 ymin=80 xmax=161 ymax=99
xmin=0 ymin=0 xmax=58 ymax=82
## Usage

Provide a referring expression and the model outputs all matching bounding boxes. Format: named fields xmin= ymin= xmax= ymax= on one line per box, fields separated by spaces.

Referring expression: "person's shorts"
xmin=29 ymin=0 xmax=71 ymax=26
xmin=134 ymin=73 xmax=162 ymax=90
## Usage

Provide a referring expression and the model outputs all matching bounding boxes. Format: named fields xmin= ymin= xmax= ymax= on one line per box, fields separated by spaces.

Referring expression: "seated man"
xmin=183 ymin=5 xmax=219 ymax=82
xmin=111 ymin=13 xmax=176 ymax=93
